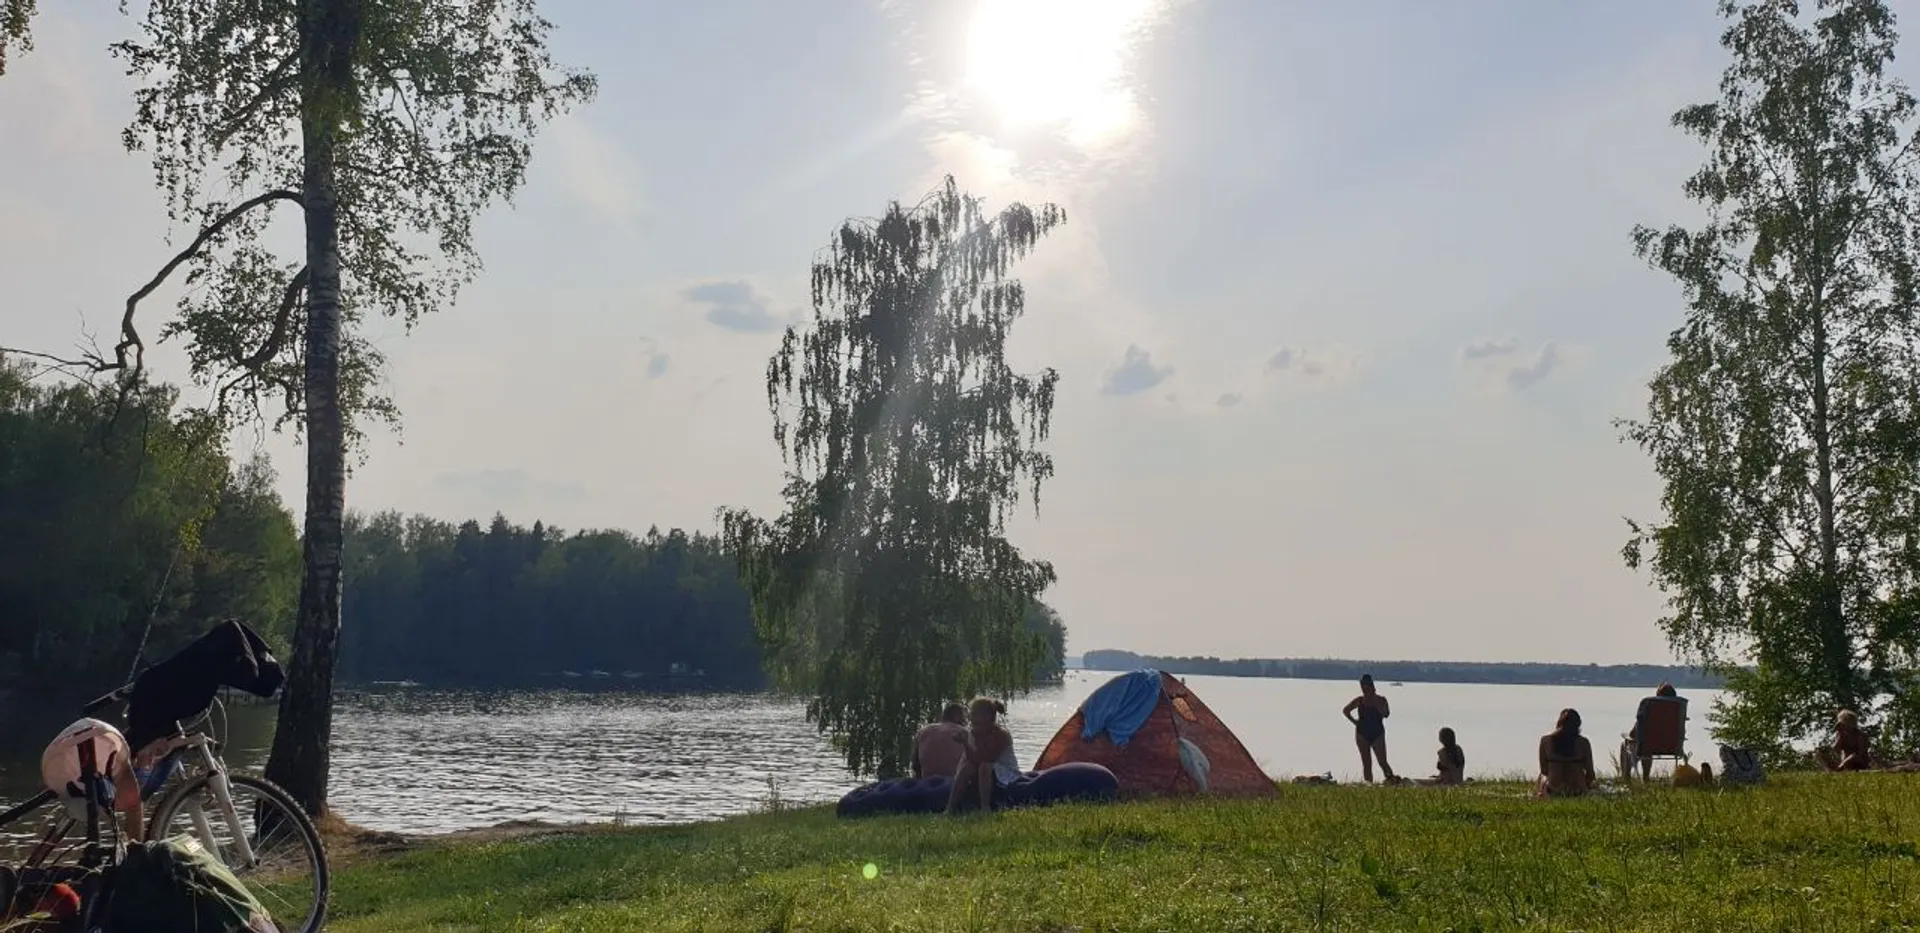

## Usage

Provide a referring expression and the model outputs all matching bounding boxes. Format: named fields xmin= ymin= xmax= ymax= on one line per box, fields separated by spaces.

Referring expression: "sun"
xmin=962 ymin=0 xmax=1157 ymax=144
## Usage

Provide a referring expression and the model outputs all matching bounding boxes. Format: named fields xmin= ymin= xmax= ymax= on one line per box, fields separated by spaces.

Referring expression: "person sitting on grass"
xmin=912 ymin=702 xmax=969 ymax=779
xmin=1535 ymin=708 xmax=1596 ymax=798
xmin=1818 ymin=709 xmax=1875 ymax=771
xmin=946 ymin=697 xmax=1020 ymax=815
xmin=1416 ymin=727 xmax=1466 ymax=786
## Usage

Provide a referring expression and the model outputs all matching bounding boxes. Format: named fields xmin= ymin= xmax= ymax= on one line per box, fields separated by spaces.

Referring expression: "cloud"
xmin=1460 ymin=337 xmax=1520 ymax=361
xmin=1265 ymin=345 xmax=1359 ymax=385
xmin=1505 ymin=342 xmax=1562 ymax=391
xmin=684 ymin=280 xmax=788 ymax=334
xmin=645 ymin=351 xmax=670 ymax=378
xmin=1216 ymin=392 xmax=1243 ymax=409
xmin=433 ymin=469 xmax=587 ymax=504
xmin=1101 ymin=345 xmax=1173 ymax=396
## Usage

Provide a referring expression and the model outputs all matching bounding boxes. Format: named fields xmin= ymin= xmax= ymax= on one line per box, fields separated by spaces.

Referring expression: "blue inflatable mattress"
xmin=836 ymin=761 xmax=1119 ymax=818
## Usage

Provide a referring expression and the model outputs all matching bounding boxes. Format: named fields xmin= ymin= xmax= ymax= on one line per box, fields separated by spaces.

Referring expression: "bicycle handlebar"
xmin=81 ymin=685 xmax=132 ymax=716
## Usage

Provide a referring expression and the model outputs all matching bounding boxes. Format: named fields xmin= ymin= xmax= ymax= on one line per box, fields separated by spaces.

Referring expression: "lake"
xmin=0 ymin=671 xmax=1720 ymax=838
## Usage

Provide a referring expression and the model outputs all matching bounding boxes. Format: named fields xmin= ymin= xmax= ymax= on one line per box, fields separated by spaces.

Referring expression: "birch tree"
xmin=83 ymin=0 xmax=594 ymax=813
xmin=1624 ymin=0 xmax=1920 ymax=754
xmin=722 ymin=178 xmax=1064 ymax=776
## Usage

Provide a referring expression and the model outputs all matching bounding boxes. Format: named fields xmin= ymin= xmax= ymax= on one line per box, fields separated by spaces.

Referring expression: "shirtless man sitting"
xmin=912 ymin=702 xmax=969 ymax=779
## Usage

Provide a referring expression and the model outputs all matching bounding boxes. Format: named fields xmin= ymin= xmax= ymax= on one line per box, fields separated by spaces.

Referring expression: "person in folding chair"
xmin=1618 ymin=683 xmax=1687 ymax=782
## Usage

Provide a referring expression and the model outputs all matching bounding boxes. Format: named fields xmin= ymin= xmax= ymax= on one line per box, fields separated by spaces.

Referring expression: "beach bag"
xmin=1718 ymin=745 xmax=1766 ymax=786
xmin=104 ymin=836 xmax=280 ymax=933
xmin=1671 ymin=762 xmax=1702 ymax=788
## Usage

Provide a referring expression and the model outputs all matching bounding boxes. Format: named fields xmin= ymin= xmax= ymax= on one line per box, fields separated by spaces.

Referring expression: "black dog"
xmin=125 ymin=619 xmax=286 ymax=752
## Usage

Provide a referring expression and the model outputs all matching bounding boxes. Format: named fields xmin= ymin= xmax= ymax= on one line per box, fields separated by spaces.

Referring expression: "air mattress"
xmin=835 ymin=761 xmax=1119 ymax=818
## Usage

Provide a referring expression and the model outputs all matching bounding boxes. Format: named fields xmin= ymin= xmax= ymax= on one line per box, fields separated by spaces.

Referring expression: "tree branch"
xmin=208 ymin=49 xmax=299 ymax=148
xmin=0 ymin=344 xmax=97 ymax=371
xmin=112 ymin=189 xmax=302 ymax=377
xmin=216 ymin=264 xmax=309 ymax=419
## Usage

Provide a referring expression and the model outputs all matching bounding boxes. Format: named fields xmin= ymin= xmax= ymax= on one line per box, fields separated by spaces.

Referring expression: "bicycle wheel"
xmin=148 ymin=772 xmax=329 ymax=933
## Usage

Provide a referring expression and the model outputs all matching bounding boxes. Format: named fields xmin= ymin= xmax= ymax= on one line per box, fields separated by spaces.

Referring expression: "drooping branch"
xmin=110 ymin=189 xmax=302 ymax=377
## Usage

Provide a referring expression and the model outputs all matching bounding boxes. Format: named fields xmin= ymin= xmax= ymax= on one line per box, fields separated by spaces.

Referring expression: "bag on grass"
xmin=104 ymin=836 xmax=280 ymax=933
xmin=1718 ymin=745 xmax=1766 ymax=786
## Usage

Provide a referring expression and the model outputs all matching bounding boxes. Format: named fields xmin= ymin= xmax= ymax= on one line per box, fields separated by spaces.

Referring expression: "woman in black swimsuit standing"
xmin=1343 ymin=674 xmax=1398 ymax=783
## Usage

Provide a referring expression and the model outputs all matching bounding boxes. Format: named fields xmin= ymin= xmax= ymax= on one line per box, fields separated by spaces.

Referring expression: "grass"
xmin=324 ymin=773 xmax=1920 ymax=933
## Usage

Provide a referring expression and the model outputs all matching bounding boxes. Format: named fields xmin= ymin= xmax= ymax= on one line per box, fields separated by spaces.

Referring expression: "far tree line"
xmin=336 ymin=511 xmax=1069 ymax=690
xmin=1080 ymin=651 xmax=1723 ymax=691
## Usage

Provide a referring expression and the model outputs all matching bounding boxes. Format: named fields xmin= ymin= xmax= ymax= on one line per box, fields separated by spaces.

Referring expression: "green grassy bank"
xmin=327 ymin=774 xmax=1920 ymax=932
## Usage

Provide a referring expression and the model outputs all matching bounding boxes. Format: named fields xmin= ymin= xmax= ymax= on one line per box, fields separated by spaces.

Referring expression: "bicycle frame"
xmin=140 ymin=730 xmax=262 ymax=867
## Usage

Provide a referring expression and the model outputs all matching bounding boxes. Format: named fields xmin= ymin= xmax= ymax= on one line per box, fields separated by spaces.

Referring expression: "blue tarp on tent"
xmin=1079 ymin=669 xmax=1163 ymax=746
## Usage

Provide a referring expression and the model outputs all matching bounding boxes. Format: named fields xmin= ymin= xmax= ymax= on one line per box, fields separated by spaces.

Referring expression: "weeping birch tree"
xmin=62 ymin=0 xmax=596 ymax=814
xmin=1623 ymin=0 xmax=1920 ymax=755
xmin=721 ymin=178 xmax=1064 ymax=777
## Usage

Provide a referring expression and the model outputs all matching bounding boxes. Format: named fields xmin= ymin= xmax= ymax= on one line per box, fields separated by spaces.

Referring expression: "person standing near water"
xmin=1342 ymin=674 xmax=1398 ymax=783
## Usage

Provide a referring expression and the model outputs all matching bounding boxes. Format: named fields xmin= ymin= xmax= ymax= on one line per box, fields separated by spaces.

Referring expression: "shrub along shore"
xmin=320 ymin=773 xmax=1920 ymax=932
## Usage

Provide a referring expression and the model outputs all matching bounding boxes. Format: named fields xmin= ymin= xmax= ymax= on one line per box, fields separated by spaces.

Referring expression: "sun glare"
xmin=963 ymin=0 xmax=1157 ymax=145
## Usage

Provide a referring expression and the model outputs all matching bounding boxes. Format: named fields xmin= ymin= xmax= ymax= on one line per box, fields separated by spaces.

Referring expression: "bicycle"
xmin=0 ymin=720 xmax=126 ymax=931
xmin=1 ymin=647 xmax=329 ymax=932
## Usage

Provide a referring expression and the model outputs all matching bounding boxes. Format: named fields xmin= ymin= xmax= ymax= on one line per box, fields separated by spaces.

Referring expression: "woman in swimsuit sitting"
xmin=1536 ymin=708 xmax=1595 ymax=798
xmin=946 ymin=697 xmax=1021 ymax=814
xmin=1342 ymin=674 xmax=1398 ymax=783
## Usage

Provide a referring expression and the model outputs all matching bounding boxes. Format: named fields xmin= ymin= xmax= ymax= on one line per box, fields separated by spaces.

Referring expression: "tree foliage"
xmin=0 ymin=357 xmax=300 ymax=690
xmin=1623 ymin=0 xmax=1920 ymax=755
xmin=0 ymin=0 xmax=30 ymax=76
xmin=722 ymin=178 xmax=1066 ymax=777
xmin=100 ymin=0 xmax=596 ymax=432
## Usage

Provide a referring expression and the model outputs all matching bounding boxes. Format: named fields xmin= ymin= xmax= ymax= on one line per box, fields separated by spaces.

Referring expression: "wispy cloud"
xmin=1460 ymin=337 xmax=1519 ymax=361
xmin=1266 ymin=345 xmax=1358 ymax=385
xmin=1458 ymin=338 xmax=1565 ymax=392
xmin=1216 ymin=392 xmax=1243 ymax=409
xmin=684 ymin=280 xmax=789 ymax=334
xmin=1505 ymin=342 xmax=1562 ymax=391
xmin=1101 ymin=344 xmax=1172 ymax=396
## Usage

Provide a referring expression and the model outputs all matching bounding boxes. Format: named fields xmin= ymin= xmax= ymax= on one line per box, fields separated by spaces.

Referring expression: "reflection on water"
xmin=2 ymin=672 xmax=1721 ymax=838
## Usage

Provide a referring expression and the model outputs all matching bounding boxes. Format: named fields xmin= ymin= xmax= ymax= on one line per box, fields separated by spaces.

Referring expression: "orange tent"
xmin=1036 ymin=670 xmax=1275 ymax=797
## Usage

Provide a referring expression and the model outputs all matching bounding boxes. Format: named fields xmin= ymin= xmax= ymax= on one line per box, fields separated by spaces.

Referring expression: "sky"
xmin=2 ymin=0 xmax=1869 ymax=665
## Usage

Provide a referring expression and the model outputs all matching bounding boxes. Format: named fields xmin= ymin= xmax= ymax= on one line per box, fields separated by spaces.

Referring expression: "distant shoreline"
xmin=1074 ymin=650 xmax=1724 ymax=690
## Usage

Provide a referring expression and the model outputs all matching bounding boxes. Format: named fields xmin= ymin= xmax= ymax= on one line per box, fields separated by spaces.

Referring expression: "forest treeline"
xmin=1081 ymin=650 xmax=1723 ymax=690
xmin=337 ymin=511 xmax=1067 ymax=689
xmin=0 ymin=358 xmax=1067 ymax=692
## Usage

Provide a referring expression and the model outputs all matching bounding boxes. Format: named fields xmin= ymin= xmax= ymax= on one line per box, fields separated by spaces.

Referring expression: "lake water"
xmin=0 ymin=672 xmax=1720 ymax=837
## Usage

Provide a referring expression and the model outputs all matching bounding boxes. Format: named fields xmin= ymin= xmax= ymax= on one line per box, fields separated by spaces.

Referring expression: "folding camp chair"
xmin=1619 ymin=696 xmax=1688 ymax=780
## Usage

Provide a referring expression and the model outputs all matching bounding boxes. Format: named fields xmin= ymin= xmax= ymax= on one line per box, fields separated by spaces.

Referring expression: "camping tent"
xmin=1035 ymin=670 xmax=1275 ymax=797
